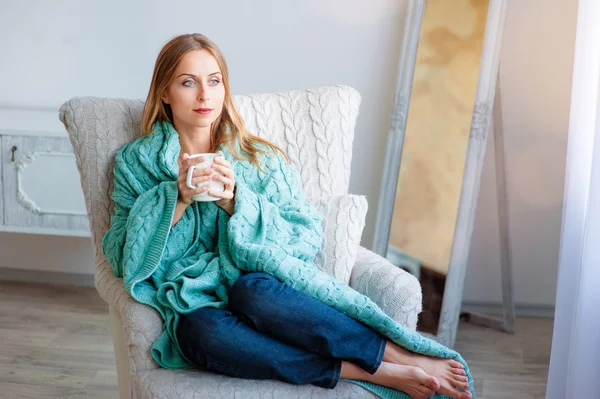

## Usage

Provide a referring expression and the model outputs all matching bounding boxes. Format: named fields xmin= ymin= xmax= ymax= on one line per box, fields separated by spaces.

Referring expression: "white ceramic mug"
xmin=185 ymin=153 xmax=225 ymax=202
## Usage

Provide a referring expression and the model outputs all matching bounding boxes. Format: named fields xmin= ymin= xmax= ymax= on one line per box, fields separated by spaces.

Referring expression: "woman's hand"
xmin=210 ymin=150 xmax=236 ymax=215
xmin=177 ymin=153 xmax=214 ymax=205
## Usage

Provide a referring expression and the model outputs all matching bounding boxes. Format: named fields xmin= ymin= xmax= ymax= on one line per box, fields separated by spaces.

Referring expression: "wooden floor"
xmin=0 ymin=281 xmax=552 ymax=398
xmin=0 ymin=281 xmax=118 ymax=399
xmin=454 ymin=317 xmax=552 ymax=399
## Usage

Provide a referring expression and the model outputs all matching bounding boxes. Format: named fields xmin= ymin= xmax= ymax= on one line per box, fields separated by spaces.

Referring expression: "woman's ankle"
xmin=383 ymin=340 xmax=416 ymax=365
xmin=340 ymin=360 xmax=373 ymax=381
xmin=340 ymin=360 xmax=398 ymax=387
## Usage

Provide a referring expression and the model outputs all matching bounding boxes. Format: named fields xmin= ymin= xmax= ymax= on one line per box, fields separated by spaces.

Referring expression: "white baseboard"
xmin=462 ymin=301 xmax=555 ymax=318
xmin=0 ymin=268 xmax=94 ymax=287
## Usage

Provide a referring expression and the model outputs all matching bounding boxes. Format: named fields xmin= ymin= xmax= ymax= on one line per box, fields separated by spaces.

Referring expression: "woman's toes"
xmin=426 ymin=375 xmax=441 ymax=391
xmin=452 ymin=375 xmax=468 ymax=387
xmin=460 ymin=390 xmax=472 ymax=399
xmin=452 ymin=367 xmax=466 ymax=376
xmin=450 ymin=360 xmax=464 ymax=369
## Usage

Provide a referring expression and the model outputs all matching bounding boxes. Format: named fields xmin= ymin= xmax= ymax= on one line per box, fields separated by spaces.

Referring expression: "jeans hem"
xmin=327 ymin=360 xmax=342 ymax=389
xmin=367 ymin=337 xmax=386 ymax=374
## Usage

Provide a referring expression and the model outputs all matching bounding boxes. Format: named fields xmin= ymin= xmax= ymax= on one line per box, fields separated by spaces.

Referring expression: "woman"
xmin=103 ymin=33 xmax=472 ymax=399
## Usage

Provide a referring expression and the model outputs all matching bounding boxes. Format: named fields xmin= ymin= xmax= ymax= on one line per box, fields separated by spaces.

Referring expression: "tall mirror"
xmin=374 ymin=0 xmax=507 ymax=347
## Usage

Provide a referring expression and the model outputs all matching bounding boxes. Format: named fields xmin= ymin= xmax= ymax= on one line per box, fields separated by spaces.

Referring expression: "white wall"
xmin=0 ymin=0 xmax=405 ymax=274
xmin=463 ymin=0 xmax=578 ymax=308
xmin=0 ymin=0 xmax=579 ymax=310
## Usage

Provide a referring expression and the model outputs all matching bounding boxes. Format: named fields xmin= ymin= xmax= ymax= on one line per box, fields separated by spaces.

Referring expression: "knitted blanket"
xmin=101 ymin=121 xmax=475 ymax=399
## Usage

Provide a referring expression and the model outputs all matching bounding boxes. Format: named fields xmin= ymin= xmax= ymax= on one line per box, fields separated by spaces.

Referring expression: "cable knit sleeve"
xmin=226 ymin=152 xmax=323 ymax=269
xmin=101 ymin=151 xmax=137 ymax=278
xmin=101 ymin=149 xmax=179 ymax=288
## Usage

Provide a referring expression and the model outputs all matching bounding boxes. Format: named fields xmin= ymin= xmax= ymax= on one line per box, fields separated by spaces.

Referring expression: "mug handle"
xmin=186 ymin=165 xmax=197 ymax=189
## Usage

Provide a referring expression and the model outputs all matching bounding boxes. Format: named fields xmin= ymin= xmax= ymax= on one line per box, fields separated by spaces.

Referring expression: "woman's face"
xmin=162 ymin=49 xmax=225 ymax=132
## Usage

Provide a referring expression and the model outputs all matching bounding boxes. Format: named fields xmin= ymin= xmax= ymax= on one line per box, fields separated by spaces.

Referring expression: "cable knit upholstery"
xmin=59 ymin=85 xmax=425 ymax=398
xmin=312 ymin=195 xmax=368 ymax=284
xmin=350 ymin=247 xmax=422 ymax=331
xmin=133 ymin=369 xmax=380 ymax=399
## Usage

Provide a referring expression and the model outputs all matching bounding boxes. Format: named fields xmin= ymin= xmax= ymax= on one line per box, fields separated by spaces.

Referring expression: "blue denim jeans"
xmin=176 ymin=272 xmax=387 ymax=389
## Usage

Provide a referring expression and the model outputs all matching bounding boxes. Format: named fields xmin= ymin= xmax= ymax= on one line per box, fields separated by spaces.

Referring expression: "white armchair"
xmin=59 ymin=85 xmax=422 ymax=399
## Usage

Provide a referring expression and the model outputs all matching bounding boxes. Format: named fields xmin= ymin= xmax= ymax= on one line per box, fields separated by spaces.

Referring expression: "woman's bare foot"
xmin=340 ymin=360 xmax=440 ymax=399
xmin=383 ymin=341 xmax=472 ymax=399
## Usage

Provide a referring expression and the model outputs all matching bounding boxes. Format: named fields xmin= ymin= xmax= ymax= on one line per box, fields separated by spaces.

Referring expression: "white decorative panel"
xmin=17 ymin=152 xmax=87 ymax=215
xmin=1 ymin=135 xmax=90 ymax=234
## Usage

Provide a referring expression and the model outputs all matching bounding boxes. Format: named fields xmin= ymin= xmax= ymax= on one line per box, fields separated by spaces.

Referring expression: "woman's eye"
xmin=183 ymin=80 xmax=195 ymax=87
xmin=209 ymin=78 xmax=220 ymax=86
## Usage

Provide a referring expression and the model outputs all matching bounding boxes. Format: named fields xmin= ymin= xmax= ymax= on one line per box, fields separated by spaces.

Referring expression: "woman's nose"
xmin=197 ymin=84 xmax=210 ymax=102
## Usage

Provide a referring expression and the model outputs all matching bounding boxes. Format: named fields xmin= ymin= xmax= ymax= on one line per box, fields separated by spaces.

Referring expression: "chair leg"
xmin=109 ymin=306 xmax=132 ymax=399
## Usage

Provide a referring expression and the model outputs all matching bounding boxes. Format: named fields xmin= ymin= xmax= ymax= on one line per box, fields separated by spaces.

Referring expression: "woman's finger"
xmin=211 ymin=173 xmax=233 ymax=188
xmin=191 ymin=175 xmax=214 ymax=186
xmin=211 ymin=163 xmax=234 ymax=178
xmin=208 ymin=189 xmax=233 ymax=199
xmin=190 ymin=184 xmax=211 ymax=194
xmin=180 ymin=153 xmax=190 ymax=167
xmin=185 ymin=156 xmax=204 ymax=168
xmin=181 ymin=167 xmax=212 ymax=180
xmin=213 ymin=155 xmax=231 ymax=169
xmin=192 ymin=167 xmax=214 ymax=177
xmin=218 ymin=159 xmax=232 ymax=169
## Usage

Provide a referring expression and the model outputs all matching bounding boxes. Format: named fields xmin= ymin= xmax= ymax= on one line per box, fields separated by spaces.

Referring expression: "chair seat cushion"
xmin=135 ymin=368 xmax=378 ymax=399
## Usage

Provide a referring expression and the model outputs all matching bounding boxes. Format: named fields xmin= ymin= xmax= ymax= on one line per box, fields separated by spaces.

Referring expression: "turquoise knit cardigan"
xmin=101 ymin=121 xmax=475 ymax=399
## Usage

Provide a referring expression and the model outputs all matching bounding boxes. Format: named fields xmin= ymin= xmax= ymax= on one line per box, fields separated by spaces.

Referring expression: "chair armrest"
xmin=349 ymin=246 xmax=422 ymax=330
xmin=96 ymin=258 xmax=161 ymax=373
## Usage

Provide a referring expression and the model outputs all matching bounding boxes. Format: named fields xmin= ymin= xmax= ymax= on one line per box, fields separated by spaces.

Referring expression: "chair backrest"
xmin=59 ymin=85 xmax=361 ymax=257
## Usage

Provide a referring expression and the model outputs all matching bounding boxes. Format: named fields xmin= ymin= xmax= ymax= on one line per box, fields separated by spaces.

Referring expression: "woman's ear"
xmin=161 ymin=92 xmax=170 ymax=104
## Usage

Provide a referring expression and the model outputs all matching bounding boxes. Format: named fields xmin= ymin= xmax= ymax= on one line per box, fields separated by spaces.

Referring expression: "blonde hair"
xmin=141 ymin=33 xmax=288 ymax=169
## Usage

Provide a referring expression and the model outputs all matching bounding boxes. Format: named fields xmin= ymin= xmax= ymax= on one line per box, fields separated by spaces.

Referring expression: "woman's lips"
xmin=193 ymin=108 xmax=212 ymax=115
